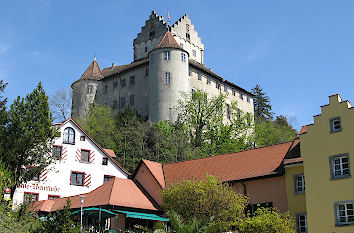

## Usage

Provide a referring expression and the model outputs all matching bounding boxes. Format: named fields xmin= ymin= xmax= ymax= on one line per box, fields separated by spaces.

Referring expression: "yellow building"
xmin=300 ymin=94 xmax=354 ymax=232
xmin=284 ymin=140 xmax=308 ymax=233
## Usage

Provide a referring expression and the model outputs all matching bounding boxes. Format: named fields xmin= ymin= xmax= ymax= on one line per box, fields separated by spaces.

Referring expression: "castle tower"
xmin=133 ymin=11 xmax=169 ymax=61
xmin=148 ymin=31 xmax=189 ymax=122
xmin=71 ymin=58 xmax=103 ymax=119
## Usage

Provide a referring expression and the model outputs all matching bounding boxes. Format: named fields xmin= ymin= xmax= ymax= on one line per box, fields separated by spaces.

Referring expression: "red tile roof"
xmin=283 ymin=157 xmax=303 ymax=165
xmin=299 ymin=125 xmax=307 ymax=135
xmin=31 ymin=177 xmax=158 ymax=212
xmin=155 ymin=31 xmax=182 ymax=50
xmin=162 ymin=142 xmax=293 ymax=186
xmin=101 ymin=59 xmax=148 ymax=78
xmin=79 ymin=60 xmax=103 ymax=81
xmin=142 ymin=159 xmax=165 ymax=188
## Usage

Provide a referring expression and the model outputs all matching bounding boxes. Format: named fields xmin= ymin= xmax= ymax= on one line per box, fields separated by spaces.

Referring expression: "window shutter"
xmin=84 ymin=173 xmax=91 ymax=187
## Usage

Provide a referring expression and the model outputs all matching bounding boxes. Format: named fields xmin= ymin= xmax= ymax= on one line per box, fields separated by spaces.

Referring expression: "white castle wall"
xmin=148 ymin=48 xmax=189 ymax=122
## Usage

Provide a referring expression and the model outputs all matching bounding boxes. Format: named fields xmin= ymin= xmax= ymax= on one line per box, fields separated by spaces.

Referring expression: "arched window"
xmin=63 ymin=127 xmax=75 ymax=144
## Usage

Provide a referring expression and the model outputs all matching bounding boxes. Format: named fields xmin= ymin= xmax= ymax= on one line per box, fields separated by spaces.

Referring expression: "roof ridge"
xmin=163 ymin=141 xmax=294 ymax=166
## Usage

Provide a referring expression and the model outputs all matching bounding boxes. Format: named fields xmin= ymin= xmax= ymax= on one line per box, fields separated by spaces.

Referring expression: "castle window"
xmin=87 ymin=85 xmax=93 ymax=94
xmin=149 ymin=31 xmax=155 ymax=37
xmin=103 ymin=85 xmax=108 ymax=94
xmin=294 ymin=174 xmax=305 ymax=194
xmin=198 ymin=74 xmax=202 ymax=81
xmin=70 ymin=171 xmax=84 ymax=186
xmin=145 ymin=68 xmax=149 ymax=76
xmin=181 ymin=53 xmax=186 ymax=62
xmin=189 ymin=70 xmax=192 ymax=76
xmin=207 ymin=78 xmax=211 ymax=85
xmin=130 ymin=95 xmax=135 ymax=105
xmin=121 ymin=79 xmax=126 ymax=88
xmin=113 ymin=82 xmax=118 ymax=90
xmin=330 ymin=154 xmax=351 ymax=179
xmin=113 ymin=100 xmax=118 ymax=109
xmin=192 ymin=49 xmax=196 ymax=57
xmin=226 ymin=104 xmax=231 ymax=120
xmin=224 ymin=86 xmax=228 ymax=93
xmin=164 ymin=51 xmax=171 ymax=60
xmin=63 ymin=127 xmax=75 ymax=144
xmin=186 ymin=33 xmax=191 ymax=41
xmin=80 ymin=150 xmax=90 ymax=163
xmin=130 ymin=76 xmax=135 ymax=86
xmin=144 ymin=47 xmax=147 ymax=53
xmin=334 ymin=201 xmax=354 ymax=226
xmin=180 ymin=43 xmax=184 ymax=49
xmin=330 ymin=117 xmax=341 ymax=133
xmin=247 ymin=96 xmax=250 ymax=103
xmin=119 ymin=97 xmax=126 ymax=109
xmin=216 ymin=82 xmax=221 ymax=89
xmin=164 ymin=72 xmax=171 ymax=85
xmin=240 ymin=93 xmax=244 ymax=100
xmin=232 ymin=89 xmax=236 ymax=96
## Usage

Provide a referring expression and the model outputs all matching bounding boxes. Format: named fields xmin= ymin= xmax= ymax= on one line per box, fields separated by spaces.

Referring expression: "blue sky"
xmin=1 ymin=0 xmax=354 ymax=130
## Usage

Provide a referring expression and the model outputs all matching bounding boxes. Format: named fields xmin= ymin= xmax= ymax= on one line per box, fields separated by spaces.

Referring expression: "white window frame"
xmin=87 ymin=85 xmax=93 ymax=94
xmin=330 ymin=154 xmax=351 ymax=179
xmin=192 ymin=50 xmax=196 ymax=57
xmin=294 ymin=173 xmax=305 ymax=194
xmin=296 ymin=213 xmax=307 ymax=233
xmin=164 ymin=72 xmax=171 ymax=85
xmin=163 ymin=51 xmax=171 ymax=60
xmin=181 ymin=52 xmax=186 ymax=62
xmin=63 ymin=127 xmax=75 ymax=144
xmin=334 ymin=200 xmax=354 ymax=226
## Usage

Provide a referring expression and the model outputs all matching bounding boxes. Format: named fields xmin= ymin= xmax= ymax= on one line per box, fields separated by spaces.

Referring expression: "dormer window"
xmin=63 ymin=127 xmax=75 ymax=144
xmin=330 ymin=117 xmax=342 ymax=133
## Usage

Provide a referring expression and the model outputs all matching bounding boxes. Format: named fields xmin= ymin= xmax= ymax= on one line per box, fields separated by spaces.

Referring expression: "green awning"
xmin=70 ymin=207 xmax=117 ymax=220
xmin=115 ymin=210 xmax=169 ymax=222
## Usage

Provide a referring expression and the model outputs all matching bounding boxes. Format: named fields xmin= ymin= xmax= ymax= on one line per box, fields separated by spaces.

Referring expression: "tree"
xmin=251 ymin=85 xmax=273 ymax=122
xmin=49 ymin=88 xmax=72 ymax=122
xmin=0 ymin=80 xmax=8 ymax=157
xmin=239 ymin=207 xmax=295 ymax=233
xmin=162 ymin=175 xmax=248 ymax=232
xmin=0 ymin=159 xmax=13 ymax=202
xmin=1 ymin=83 xmax=56 ymax=198
xmin=255 ymin=115 xmax=297 ymax=147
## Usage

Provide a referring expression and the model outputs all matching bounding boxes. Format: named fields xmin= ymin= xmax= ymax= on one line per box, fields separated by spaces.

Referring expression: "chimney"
xmin=112 ymin=63 xmax=115 ymax=68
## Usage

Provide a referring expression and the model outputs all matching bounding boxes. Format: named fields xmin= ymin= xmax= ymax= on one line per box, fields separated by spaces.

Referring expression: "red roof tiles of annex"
xmin=161 ymin=141 xmax=294 ymax=187
xmin=31 ymin=177 xmax=158 ymax=212
xmin=142 ymin=159 xmax=165 ymax=188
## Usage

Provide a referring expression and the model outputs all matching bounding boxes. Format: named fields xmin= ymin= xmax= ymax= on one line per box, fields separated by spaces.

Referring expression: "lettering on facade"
xmin=17 ymin=183 xmax=60 ymax=193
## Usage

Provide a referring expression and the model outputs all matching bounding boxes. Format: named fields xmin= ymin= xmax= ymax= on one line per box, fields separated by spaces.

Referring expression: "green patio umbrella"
xmin=70 ymin=207 xmax=117 ymax=220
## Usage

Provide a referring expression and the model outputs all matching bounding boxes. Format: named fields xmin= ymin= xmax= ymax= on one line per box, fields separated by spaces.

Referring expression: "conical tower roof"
xmin=155 ymin=31 xmax=182 ymax=49
xmin=78 ymin=59 xmax=103 ymax=81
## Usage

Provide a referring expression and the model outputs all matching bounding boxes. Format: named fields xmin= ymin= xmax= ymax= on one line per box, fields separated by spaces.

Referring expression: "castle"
xmin=71 ymin=11 xmax=254 ymax=122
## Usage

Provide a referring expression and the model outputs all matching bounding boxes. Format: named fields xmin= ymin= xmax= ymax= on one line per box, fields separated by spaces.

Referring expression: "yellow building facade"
xmin=300 ymin=94 xmax=354 ymax=232
xmin=285 ymin=160 xmax=307 ymax=232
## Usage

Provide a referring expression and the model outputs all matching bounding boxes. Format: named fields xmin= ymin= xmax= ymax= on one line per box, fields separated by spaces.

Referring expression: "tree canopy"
xmin=251 ymin=84 xmax=273 ymax=122
xmin=0 ymin=82 xmax=56 ymax=198
xmin=162 ymin=175 xmax=248 ymax=232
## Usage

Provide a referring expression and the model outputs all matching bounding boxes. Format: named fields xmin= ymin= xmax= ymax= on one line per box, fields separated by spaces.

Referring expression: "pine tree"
xmin=251 ymin=84 xmax=273 ymax=122
xmin=1 ymin=82 xmax=56 ymax=198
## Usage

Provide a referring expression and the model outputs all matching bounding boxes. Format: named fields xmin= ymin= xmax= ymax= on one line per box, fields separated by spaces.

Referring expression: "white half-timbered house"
xmin=13 ymin=118 xmax=129 ymax=205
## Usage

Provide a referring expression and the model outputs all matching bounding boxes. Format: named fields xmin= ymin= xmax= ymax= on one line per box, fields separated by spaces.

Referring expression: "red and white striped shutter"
xmin=40 ymin=169 xmax=48 ymax=182
xmin=89 ymin=151 xmax=95 ymax=163
xmin=61 ymin=147 xmax=67 ymax=160
xmin=75 ymin=149 xmax=81 ymax=162
xmin=84 ymin=173 xmax=91 ymax=187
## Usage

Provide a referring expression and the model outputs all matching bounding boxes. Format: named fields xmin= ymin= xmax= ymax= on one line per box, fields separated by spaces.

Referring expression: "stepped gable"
xmin=155 ymin=31 xmax=182 ymax=50
xmin=78 ymin=59 xmax=103 ymax=81
xmin=162 ymin=141 xmax=294 ymax=187
xmin=31 ymin=177 xmax=158 ymax=212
